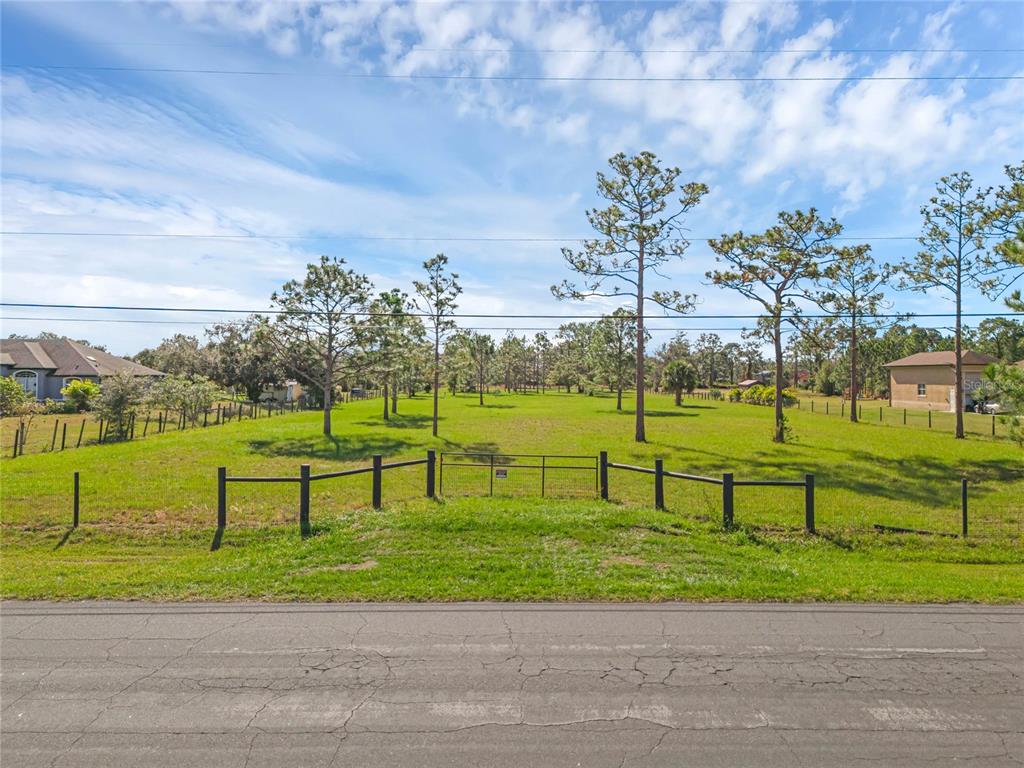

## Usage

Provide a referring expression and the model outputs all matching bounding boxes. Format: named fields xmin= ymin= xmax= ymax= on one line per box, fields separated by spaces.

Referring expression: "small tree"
xmin=896 ymin=172 xmax=992 ymax=439
xmin=207 ymin=317 xmax=283 ymax=403
xmin=694 ymin=333 xmax=723 ymax=387
xmin=0 ymin=376 xmax=31 ymax=416
xmin=663 ymin=359 xmax=697 ymax=406
xmin=983 ymin=363 xmax=1024 ymax=446
xmin=60 ymin=379 xmax=101 ymax=412
xmin=592 ymin=308 xmax=639 ymax=410
xmin=816 ymin=244 xmax=891 ymax=422
xmin=362 ymin=289 xmax=415 ymax=421
xmin=459 ymin=332 xmax=493 ymax=405
xmin=96 ymin=371 xmax=145 ymax=440
xmin=553 ymin=151 xmax=708 ymax=442
xmin=148 ymin=374 xmax=218 ymax=426
xmin=413 ymin=254 xmax=461 ymax=437
xmin=266 ymin=256 xmax=372 ymax=436
xmin=708 ymin=209 xmax=842 ymax=442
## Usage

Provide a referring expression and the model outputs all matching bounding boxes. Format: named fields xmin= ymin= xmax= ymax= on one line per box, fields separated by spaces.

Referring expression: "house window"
xmin=917 ymin=383 xmax=927 ymax=397
xmin=13 ymin=370 xmax=38 ymax=397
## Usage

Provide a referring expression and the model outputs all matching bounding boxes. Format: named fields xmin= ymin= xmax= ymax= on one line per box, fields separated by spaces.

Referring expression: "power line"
xmin=0 ymin=315 xmax=758 ymax=332
xmin=1 ymin=230 xmax=986 ymax=243
xmin=2 ymin=302 xmax=1020 ymax=321
xmin=4 ymin=63 xmax=1019 ymax=82
xmin=411 ymin=46 xmax=1024 ymax=55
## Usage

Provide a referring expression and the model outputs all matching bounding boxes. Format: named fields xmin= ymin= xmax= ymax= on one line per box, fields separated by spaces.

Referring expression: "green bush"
xmin=709 ymin=388 xmax=723 ymax=401
xmin=0 ymin=376 xmax=31 ymax=415
xmin=739 ymin=384 xmax=797 ymax=408
xmin=60 ymin=379 xmax=101 ymax=412
xmin=727 ymin=387 xmax=743 ymax=402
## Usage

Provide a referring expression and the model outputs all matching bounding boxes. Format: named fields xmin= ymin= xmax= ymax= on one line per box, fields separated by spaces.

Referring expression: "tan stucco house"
xmin=884 ymin=350 xmax=998 ymax=411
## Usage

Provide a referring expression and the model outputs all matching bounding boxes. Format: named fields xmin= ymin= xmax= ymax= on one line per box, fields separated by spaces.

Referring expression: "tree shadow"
xmin=248 ymin=434 xmax=418 ymax=461
xmin=476 ymin=404 xmax=517 ymax=409
xmin=617 ymin=409 xmax=699 ymax=418
xmin=355 ymin=414 xmax=434 ymax=429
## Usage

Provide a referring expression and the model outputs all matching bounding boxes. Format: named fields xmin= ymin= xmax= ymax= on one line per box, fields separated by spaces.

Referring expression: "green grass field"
xmin=2 ymin=391 xmax=1022 ymax=602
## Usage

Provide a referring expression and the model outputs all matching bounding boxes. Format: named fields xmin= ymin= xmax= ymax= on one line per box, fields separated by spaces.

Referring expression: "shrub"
xmin=0 ymin=376 xmax=31 ymax=416
xmin=740 ymin=384 xmax=797 ymax=408
xmin=709 ymin=388 xmax=723 ymax=401
xmin=96 ymin=371 xmax=146 ymax=440
xmin=147 ymin=374 xmax=218 ymax=426
xmin=61 ymin=379 xmax=101 ymax=412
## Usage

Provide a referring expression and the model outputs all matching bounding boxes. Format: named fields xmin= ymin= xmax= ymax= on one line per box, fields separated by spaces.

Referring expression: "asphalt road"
xmin=2 ymin=602 xmax=1022 ymax=767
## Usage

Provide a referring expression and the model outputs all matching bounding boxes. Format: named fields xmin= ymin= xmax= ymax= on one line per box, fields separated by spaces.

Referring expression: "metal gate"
xmin=439 ymin=453 xmax=599 ymax=499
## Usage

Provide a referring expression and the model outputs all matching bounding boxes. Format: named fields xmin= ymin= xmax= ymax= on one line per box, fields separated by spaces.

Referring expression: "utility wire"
xmin=3 ymin=63 xmax=1019 ymax=82
xmin=2 ymin=302 xmax=1019 ymax=321
xmin=1 ymin=231 xmax=1001 ymax=243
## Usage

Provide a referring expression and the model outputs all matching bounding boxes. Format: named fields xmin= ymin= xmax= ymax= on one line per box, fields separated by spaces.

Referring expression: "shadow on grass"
xmin=53 ymin=527 xmax=75 ymax=550
xmin=617 ymin=409 xmax=699 ymax=418
xmin=248 ymin=434 xmax=418 ymax=461
xmin=355 ymin=414 xmax=435 ymax=430
xmin=210 ymin=526 xmax=224 ymax=552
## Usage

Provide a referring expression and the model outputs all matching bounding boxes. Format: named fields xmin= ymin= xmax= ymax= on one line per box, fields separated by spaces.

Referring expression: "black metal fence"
xmin=217 ymin=451 xmax=436 ymax=533
xmin=439 ymin=453 xmax=599 ymax=498
xmin=601 ymin=452 xmax=815 ymax=532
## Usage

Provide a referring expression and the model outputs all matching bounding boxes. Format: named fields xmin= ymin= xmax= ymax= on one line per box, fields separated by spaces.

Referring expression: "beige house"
xmin=884 ymin=351 xmax=998 ymax=411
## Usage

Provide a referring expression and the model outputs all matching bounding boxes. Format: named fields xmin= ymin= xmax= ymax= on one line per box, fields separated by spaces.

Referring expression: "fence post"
xmin=98 ymin=418 xmax=104 ymax=443
xmin=599 ymin=451 xmax=609 ymax=500
xmin=76 ymin=421 xmax=85 ymax=448
xmin=12 ymin=427 xmax=19 ymax=458
xmin=541 ymin=455 xmax=546 ymax=497
xmin=722 ymin=472 xmax=734 ymax=528
xmin=992 ymin=414 xmax=996 ymax=437
xmin=903 ymin=408 xmax=907 ymax=425
xmin=841 ymin=401 xmax=844 ymax=418
xmin=203 ymin=410 xmax=209 ymax=428
xmin=50 ymin=420 xmax=59 ymax=451
xmin=489 ymin=454 xmax=495 ymax=496
xmin=61 ymin=423 xmax=67 ymax=451
xmin=73 ymin=472 xmax=80 ymax=527
xmin=143 ymin=414 xmax=150 ymax=437
xmin=372 ymin=454 xmax=383 ymax=509
xmin=804 ymin=473 xmax=815 ymax=533
xmin=217 ymin=467 xmax=227 ymax=528
xmin=426 ymin=450 xmax=436 ymax=498
xmin=879 ymin=406 xmax=882 ymax=422
xmin=928 ymin=409 xmax=932 ymax=428
xmin=299 ymin=464 xmax=310 ymax=533
xmin=654 ymin=459 xmax=665 ymax=510
xmin=811 ymin=400 xmax=814 ymax=413
xmin=961 ymin=478 xmax=968 ymax=538
xmin=826 ymin=401 xmax=829 ymax=415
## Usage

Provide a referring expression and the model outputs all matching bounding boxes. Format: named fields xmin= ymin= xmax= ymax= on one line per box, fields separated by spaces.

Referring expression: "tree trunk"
xmin=322 ymin=371 xmax=332 ymax=436
xmin=849 ymin=314 xmax=858 ymax=423
xmin=383 ymin=382 xmax=389 ymax=421
xmin=634 ymin=245 xmax=646 ymax=442
xmin=954 ymin=273 xmax=965 ymax=439
xmin=616 ymin=385 xmax=622 ymax=411
xmin=674 ymin=389 xmax=681 ymax=406
xmin=391 ymin=378 xmax=398 ymax=413
xmin=773 ymin=314 xmax=785 ymax=443
xmin=432 ymin=329 xmax=440 ymax=437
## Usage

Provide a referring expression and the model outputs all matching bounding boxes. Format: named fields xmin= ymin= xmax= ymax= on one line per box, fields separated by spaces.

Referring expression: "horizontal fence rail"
xmin=218 ymin=451 xmax=435 ymax=533
xmin=601 ymin=451 xmax=815 ymax=532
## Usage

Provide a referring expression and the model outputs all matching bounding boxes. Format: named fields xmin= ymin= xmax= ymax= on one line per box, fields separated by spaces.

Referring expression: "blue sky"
xmin=1 ymin=0 xmax=1022 ymax=355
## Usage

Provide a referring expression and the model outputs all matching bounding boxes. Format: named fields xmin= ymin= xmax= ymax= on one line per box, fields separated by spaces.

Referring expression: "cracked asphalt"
xmin=1 ymin=602 xmax=1022 ymax=767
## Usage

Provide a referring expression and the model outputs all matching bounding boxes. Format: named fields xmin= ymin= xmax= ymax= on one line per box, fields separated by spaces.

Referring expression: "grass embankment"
xmin=2 ymin=391 xmax=1021 ymax=602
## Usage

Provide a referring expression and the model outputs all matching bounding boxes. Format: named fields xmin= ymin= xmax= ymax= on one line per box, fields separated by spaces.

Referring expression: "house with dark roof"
xmin=883 ymin=350 xmax=998 ymax=411
xmin=0 ymin=338 xmax=163 ymax=401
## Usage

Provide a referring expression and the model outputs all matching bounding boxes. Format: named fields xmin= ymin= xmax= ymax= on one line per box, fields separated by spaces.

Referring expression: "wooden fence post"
xmin=654 ymin=459 xmax=665 ymax=510
xmin=299 ymin=464 xmax=310 ymax=533
xmin=76 ymin=421 xmax=85 ymax=448
xmin=50 ymin=420 xmax=59 ymax=451
xmin=98 ymin=418 xmax=104 ymax=443
xmin=143 ymin=414 xmax=150 ymax=437
xmin=599 ymin=451 xmax=609 ymax=500
xmin=61 ymin=423 xmax=67 ymax=451
xmin=992 ymin=414 xmax=996 ymax=437
xmin=928 ymin=409 xmax=932 ymax=428
xmin=489 ymin=454 xmax=495 ymax=496
xmin=426 ymin=450 xmax=436 ymax=498
xmin=903 ymin=408 xmax=907 ymax=425
xmin=722 ymin=472 xmax=734 ymax=528
xmin=961 ymin=478 xmax=968 ymax=538
xmin=805 ymin=474 xmax=815 ymax=533
xmin=12 ymin=427 xmax=19 ymax=458
xmin=217 ymin=467 xmax=227 ymax=528
xmin=372 ymin=455 xmax=383 ymax=509
xmin=73 ymin=472 xmax=80 ymax=527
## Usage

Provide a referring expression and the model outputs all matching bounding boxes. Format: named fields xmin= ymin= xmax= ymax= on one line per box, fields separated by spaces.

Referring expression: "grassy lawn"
xmin=2 ymin=391 xmax=1022 ymax=602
